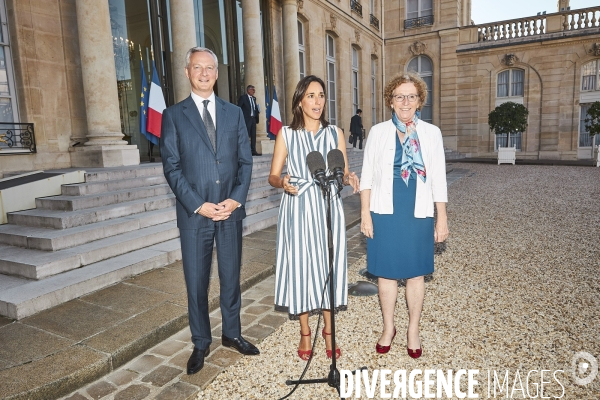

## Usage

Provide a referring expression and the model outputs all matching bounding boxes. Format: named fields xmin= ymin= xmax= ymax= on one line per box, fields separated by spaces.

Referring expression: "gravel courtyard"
xmin=199 ymin=164 xmax=600 ymax=399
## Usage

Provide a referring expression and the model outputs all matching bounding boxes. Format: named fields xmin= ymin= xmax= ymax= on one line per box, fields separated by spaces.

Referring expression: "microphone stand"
xmin=286 ymin=178 xmax=366 ymax=399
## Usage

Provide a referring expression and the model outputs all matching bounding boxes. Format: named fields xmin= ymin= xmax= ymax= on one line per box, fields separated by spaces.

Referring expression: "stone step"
xmin=8 ymin=194 xmax=176 ymax=229
xmin=35 ymin=184 xmax=173 ymax=211
xmin=0 ymin=221 xmax=179 ymax=280
xmin=246 ymin=185 xmax=280 ymax=201
xmin=245 ymin=193 xmax=282 ymax=215
xmin=83 ymin=164 xmax=165 ymax=183
xmin=61 ymin=175 xmax=168 ymax=196
xmin=0 ymin=238 xmax=182 ymax=320
xmin=0 ymin=207 xmax=176 ymax=251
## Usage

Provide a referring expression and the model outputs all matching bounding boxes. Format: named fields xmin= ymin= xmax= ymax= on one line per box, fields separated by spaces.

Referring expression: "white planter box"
xmin=498 ymin=146 xmax=516 ymax=165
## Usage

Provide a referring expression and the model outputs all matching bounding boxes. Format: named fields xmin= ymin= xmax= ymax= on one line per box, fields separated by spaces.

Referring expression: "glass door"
xmin=109 ymin=0 xmax=172 ymax=162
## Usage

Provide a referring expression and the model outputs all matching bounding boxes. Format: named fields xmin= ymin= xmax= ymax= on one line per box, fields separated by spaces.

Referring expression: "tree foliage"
xmin=584 ymin=101 xmax=600 ymax=138
xmin=488 ymin=102 xmax=529 ymax=136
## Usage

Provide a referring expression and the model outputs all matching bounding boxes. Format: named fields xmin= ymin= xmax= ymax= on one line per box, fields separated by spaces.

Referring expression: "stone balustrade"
xmin=458 ymin=6 xmax=600 ymax=46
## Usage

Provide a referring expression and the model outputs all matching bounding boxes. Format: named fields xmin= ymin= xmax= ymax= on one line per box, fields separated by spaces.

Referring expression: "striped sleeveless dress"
xmin=274 ymin=125 xmax=348 ymax=318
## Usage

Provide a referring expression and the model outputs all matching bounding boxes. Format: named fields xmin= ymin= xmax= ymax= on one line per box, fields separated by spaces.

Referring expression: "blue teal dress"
xmin=366 ymin=134 xmax=434 ymax=279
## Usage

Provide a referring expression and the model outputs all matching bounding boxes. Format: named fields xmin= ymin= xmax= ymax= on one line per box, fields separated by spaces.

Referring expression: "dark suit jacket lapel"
xmin=182 ymin=96 xmax=214 ymax=153
xmin=215 ymin=96 xmax=228 ymax=153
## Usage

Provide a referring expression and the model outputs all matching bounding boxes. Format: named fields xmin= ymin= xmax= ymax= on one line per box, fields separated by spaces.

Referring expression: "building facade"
xmin=0 ymin=0 xmax=599 ymax=178
xmin=385 ymin=0 xmax=600 ymax=159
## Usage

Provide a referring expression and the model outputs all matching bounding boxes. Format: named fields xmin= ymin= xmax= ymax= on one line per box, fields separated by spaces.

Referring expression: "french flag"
xmin=269 ymin=87 xmax=282 ymax=136
xmin=146 ymin=61 xmax=166 ymax=139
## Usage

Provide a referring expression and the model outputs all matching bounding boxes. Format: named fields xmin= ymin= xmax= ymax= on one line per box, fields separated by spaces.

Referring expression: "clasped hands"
xmin=197 ymin=198 xmax=239 ymax=221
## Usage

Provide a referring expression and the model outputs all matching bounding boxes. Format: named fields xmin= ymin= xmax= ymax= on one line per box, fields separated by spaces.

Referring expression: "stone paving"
xmin=60 ymin=229 xmax=366 ymax=400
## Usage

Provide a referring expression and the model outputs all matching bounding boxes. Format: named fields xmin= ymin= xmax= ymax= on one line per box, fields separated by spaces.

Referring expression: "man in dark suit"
xmin=160 ymin=47 xmax=259 ymax=376
xmin=350 ymin=109 xmax=363 ymax=149
xmin=237 ymin=85 xmax=261 ymax=156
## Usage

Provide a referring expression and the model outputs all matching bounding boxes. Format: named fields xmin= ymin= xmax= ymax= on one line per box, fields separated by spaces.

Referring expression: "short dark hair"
xmin=247 ymin=85 xmax=255 ymax=90
xmin=289 ymin=75 xmax=330 ymax=131
xmin=356 ymin=109 xmax=362 ymax=114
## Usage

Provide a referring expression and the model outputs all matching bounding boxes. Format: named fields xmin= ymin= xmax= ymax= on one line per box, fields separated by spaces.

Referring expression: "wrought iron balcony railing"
xmin=0 ymin=123 xmax=36 ymax=154
xmin=350 ymin=0 xmax=362 ymax=17
xmin=404 ymin=14 xmax=434 ymax=29
xmin=370 ymin=14 xmax=380 ymax=30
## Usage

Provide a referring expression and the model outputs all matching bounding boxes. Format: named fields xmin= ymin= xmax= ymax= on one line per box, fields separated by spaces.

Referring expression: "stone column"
xmin=170 ymin=0 xmax=197 ymax=103
xmin=71 ymin=0 xmax=139 ymax=167
xmin=282 ymin=0 xmax=300 ymax=125
xmin=240 ymin=0 xmax=271 ymax=154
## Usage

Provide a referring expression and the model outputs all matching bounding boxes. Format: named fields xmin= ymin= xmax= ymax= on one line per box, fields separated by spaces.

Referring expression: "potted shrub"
xmin=488 ymin=102 xmax=529 ymax=165
xmin=583 ymin=101 xmax=600 ymax=167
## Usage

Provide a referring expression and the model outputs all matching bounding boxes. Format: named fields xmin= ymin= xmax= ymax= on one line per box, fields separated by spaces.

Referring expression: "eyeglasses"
xmin=392 ymin=94 xmax=419 ymax=103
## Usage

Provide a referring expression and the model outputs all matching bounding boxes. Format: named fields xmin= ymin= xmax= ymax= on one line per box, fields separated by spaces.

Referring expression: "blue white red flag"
xmin=269 ymin=87 xmax=282 ymax=136
xmin=146 ymin=61 xmax=166 ymax=140
xmin=139 ymin=61 xmax=158 ymax=145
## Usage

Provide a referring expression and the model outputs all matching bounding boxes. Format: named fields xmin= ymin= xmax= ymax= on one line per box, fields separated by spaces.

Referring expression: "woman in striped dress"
xmin=268 ymin=75 xmax=359 ymax=360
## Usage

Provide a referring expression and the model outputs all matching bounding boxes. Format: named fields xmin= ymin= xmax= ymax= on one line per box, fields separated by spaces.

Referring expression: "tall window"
xmin=495 ymin=69 xmax=524 ymax=150
xmin=579 ymin=104 xmax=600 ymax=148
xmin=371 ymin=58 xmax=377 ymax=125
xmin=581 ymin=60 xmax=599 ymax=92
xmin=0 ymin=0 xmax=18 ymax=123
xmin=407 ymin=0 xmax=433 ymax=19
xmin=352 ymin=47 xmax=359 ymax=114
xmin=326 ymin=35 xmax=337 ymax=125
xmin=407 ymin=55 xmax=433 ymax=123
xmin=298 ymin=20 xmax=306 ymax=79
xmin=497 ymin=69 xmax=524 ymax=97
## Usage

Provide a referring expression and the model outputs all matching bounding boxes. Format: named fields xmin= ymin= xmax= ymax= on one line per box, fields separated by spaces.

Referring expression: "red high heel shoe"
xmin=297 ymin=330 xmax=313 ymax=360
xmin=407 ymin=333 xmax=422 ymax=359
xmin=322 ymin=328 xmax=341 ymax=359
xmin=376 ymin=328 xmax=396 ymax=354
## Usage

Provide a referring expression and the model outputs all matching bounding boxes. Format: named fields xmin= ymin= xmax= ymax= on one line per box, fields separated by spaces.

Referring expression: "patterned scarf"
xmin=392 ymin=111 xmax=426 ymax=186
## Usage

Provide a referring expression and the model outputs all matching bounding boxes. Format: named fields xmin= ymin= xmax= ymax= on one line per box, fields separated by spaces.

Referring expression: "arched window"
xmin=495 ymin=69 xmax=525 ymax=150
xmin=352 ymin=47 xmax=359 ymax=114
xmin=407 ymin=55 xmax=433 ymax=123
xmin=497 ymin=69 xmax=524 ymax=98
xmin=326 ymin=34 xmax=337 ymax=125
xmin=579 ymin=60 xmax=600 ymax=154
xmin=371 ymin=58 xmax=377 ymax=125
xmin=298 ymin=20 xmax=306 ymax=79
xmin=581 ymin=60 xmax=599 ymax=92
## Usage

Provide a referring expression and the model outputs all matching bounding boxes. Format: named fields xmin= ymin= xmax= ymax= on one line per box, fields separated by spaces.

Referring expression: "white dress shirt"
xmin=191 ymin=91 xmax=216 ymax=130
xmin=248 ymin=94 xmax=255 ymax=116
xmin=360 ymin=119 xmax=448 ymax=218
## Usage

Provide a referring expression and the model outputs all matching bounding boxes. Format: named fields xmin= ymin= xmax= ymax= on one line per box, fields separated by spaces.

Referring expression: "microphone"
xmin=306 ymin=151 xmax=328 ymax=189
xmin=327 ymin=149 xmax=345 ymax=190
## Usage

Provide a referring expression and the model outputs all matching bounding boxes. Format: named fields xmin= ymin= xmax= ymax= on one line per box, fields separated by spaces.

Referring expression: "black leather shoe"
xmin=221 ymin=335 xmax=260 ymax=355
xmin=186 ymin=347 xmax=210 ymax=375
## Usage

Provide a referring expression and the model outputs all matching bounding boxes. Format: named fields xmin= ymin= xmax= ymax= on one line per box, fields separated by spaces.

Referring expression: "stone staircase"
xmin=0 ymin=151 xmax=364 ymax=320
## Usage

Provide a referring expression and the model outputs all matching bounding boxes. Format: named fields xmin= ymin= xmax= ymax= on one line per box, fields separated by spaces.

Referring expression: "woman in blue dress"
xmin=360 ymin=72 xmax=448 ymax=359
xmin=268 ymin=76 xmax=359 ymax=360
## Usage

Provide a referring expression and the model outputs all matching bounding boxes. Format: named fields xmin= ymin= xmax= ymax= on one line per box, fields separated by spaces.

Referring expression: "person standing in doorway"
xmin=350 ymin=109 xmax=363 ymax=149
xmin=238 ymin=85 xmax=261 ymax=156
xmin=161 ymin=47 xmax=259 ymax=376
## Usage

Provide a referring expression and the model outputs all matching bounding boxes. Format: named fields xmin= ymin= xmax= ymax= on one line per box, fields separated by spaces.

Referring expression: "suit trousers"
xmin=352 ymin=132 xmax=363 ymax=149
xmin=179 ymin=219 xmax=243 ymax=350
xmin=244 ymin=117 xmax=257 ymax=153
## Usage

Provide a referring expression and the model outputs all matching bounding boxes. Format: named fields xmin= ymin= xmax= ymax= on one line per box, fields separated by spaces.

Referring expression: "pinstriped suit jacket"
xmin=160 ymin=95 xmax=253 ymax=230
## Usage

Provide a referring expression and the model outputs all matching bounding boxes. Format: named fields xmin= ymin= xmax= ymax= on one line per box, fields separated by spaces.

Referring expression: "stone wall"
xmin=1 ymin=0 xmax=85 ymax=177
xmin=269 ymin=0 xmax=384 ymax=135
xmin=384 ymin=1 xmax=600 ymax=159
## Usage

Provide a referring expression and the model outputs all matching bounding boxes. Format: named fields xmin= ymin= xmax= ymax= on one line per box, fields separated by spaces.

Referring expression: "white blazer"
xmin=360 ymin=119 xmax=448 ymax=217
